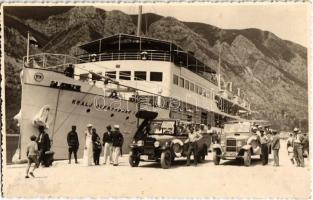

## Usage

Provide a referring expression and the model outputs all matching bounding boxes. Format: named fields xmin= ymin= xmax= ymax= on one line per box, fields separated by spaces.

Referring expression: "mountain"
xmin=3 ymin=6 xmax=308 ymax=136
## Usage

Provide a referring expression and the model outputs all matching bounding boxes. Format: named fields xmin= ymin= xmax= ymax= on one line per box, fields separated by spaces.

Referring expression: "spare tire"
xmin=171 ymin=139 xmax=184 ymax=157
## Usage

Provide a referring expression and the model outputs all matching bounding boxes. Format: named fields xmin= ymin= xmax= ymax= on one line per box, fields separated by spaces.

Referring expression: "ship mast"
xmin=26 ymin=31 xmax=30 ymax=64
xmin=218 ymin=42 xmax=222 ymax=91
xmin=136 ymin=5 xmax=142 ymax=36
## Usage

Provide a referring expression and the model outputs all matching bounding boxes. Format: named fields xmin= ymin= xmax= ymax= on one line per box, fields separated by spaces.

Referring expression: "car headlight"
xmin=137 ymin=140 xmax=144 ymax=147
xmin=154 ymin=141 xmax=160 ymax=148
xmin=221 ymin=141 xmax=225 ymax=146
xmin=237 ymin=141 xmax=242 ymax=147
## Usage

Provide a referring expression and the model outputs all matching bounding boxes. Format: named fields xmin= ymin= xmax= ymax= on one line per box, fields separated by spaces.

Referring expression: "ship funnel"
xmin=136 ymin=5 xmax=142 ymax=36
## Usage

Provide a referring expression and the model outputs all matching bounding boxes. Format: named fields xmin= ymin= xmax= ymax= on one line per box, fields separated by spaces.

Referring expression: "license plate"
xmin=225 ymin=152 xmax=237 ymax=157
xmin=141 ymin=155 xmax=149 ymax=160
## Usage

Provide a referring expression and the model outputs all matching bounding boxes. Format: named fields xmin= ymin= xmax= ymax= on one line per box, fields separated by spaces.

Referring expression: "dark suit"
xmin=67 ymin=130 xmax=79 ymax=162
xmin=92 ymin=132 xmax=102 ymax=165
xmin=111 ymin=130 xmax=124 ymax=165
xmin=112 ymin=131 xmax=124 ymax=147
xmin=272 ymin=134 xmax=280 ymax=166
xmin=102 ymin=131 xmax=113 ymax=164
xmin=103 ymin=131 xmax=113 ymax=144
xmin=36 ymin=132 xmax=51 ymax=165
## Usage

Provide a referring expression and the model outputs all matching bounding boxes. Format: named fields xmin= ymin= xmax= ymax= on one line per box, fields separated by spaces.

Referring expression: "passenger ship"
xmin=12 ymin=18 xmax=251 ymax=162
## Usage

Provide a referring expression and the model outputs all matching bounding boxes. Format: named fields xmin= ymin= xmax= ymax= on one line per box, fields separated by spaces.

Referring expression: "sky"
xmin=98 ymin=3 xmax=310 ymax=47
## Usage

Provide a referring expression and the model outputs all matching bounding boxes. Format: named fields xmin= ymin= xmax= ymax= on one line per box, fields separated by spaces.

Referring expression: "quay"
xmin=3 ymin=140 xmax=310 ymax=198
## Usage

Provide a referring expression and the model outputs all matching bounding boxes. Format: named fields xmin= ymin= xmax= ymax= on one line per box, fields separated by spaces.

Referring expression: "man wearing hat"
xmin=36 ymin=126 xmax=51 ymax=166
xmin=293 ymin=128 xmax=305 ymax=167
xmin=102 ymin=125 xmax=113 ymax=165
xmin=111 ymin=125 xmax=124 ymax=166
xmin=271 ymin=129 xmax=280 ymax=166
xmin=67 ymin=125 xmax=79 ymax=164
xmin=260 ymin=128 xmax=269 ymax=165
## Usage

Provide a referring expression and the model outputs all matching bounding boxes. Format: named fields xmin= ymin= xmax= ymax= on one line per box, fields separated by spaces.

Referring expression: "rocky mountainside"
xmin=4 ymin=6 xmax=308 ymax=135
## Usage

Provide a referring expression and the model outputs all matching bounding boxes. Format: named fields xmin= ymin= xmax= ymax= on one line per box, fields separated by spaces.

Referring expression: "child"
xmin=25 ymin=135 xmax=39 ymax=178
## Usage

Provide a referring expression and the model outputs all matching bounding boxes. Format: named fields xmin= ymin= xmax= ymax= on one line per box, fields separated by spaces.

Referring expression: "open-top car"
xmin=129 ymin=110 xmax=210 ymax=169
xmin=212 ymin=120 xmax=270 ymax=166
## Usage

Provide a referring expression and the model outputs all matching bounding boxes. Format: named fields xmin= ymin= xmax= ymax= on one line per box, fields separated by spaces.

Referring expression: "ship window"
xmin=119 ymin=71 xmax=131 ymax=80
xmin=189 ymin=82 xmax=194 ymax=92
xmin=105 ymin=71 xmax=116 ymax=79
xmin=184 ymin=80 xmax=189 ymax=90
xmin=173 ymin=74 xmax=179 ymax=85
xmin=207 ymin=90 xmax=211 ymax=98
xmin=198 ymin=87 xmax=202 ymax=95
xmin=179 ymin=77 xmax=184 ymax=87
xmin=134 ymin=71 xmax=146 ymax=81
xmin=202 ymin=89 xmax=206 ymax=96
xmin=150 ymin=72 xmax=163 ymax=82
xmin=195 ymin=85 xmax=199 ymax=93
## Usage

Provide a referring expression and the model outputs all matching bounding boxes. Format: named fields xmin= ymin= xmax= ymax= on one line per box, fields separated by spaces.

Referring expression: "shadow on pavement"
xmin=137 ymin=158 xmax=212 ymax=169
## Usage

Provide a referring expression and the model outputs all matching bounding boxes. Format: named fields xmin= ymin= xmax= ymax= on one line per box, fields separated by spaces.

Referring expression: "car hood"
xmin=148 ymin=135 xmax=175 ymax=141
xmin=226 ymin=135 xmax=249 ymax=140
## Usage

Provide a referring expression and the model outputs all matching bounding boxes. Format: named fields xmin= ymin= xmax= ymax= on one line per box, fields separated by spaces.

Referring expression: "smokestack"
xmin=136 ymin=5 xmax=142 ymax=36
xmin=237 ymin=88 xmax=241 ymax=97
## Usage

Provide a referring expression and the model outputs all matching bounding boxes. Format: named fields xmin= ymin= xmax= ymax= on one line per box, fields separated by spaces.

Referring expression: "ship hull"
xmin=18 ymin=67 xmax=169 ymax=160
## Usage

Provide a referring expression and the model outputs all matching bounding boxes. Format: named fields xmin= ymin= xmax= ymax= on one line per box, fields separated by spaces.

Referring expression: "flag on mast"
xmin=29 ymin=34 xmax=39 ymax=47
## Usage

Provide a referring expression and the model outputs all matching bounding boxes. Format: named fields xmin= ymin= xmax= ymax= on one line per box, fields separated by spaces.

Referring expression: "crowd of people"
xmin=25 ymin=124 xmax=124 ymax=178
xmin=67 ymin=124 xmax=124 ymax=166
xmin=24 ymin=122 xmax=308 ymax=178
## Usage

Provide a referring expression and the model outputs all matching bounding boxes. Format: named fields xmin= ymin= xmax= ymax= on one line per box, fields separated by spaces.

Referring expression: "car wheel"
xmin=160 ymin=150 xmax=172 ymax=169
xmin=243 ymin=150 xmax=251 ymax=167
xmin=213 ymin=150 xmax=220 ymax=165
xmin=198 ymin=150 xmax=206 ymax=163
xmin=129 ymin=152 xmax=140 ymax=167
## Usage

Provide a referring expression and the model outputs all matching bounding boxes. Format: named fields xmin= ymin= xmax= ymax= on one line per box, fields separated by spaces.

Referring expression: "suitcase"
xmin=44 ymin=151 xmax=54 ymax=167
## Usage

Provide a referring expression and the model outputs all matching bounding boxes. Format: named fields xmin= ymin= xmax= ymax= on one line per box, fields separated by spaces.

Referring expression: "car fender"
xmin=212 ymin=144 xmax=222 ymax=152
xmin=241 ymin=144 xmax=251 ymax=151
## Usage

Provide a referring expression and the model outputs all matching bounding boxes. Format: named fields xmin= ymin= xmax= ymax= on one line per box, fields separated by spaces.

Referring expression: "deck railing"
xmin=77 ymin=51 xmax=171 ymax=63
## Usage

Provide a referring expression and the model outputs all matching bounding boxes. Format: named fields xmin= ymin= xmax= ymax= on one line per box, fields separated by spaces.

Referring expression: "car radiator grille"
xmin=143 ymin=139 xmax=155 ymax=155
xmin=226 ymin=139 xmax=237 ymax=152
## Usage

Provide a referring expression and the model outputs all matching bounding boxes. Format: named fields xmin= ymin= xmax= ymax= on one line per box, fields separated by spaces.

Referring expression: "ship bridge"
xmin=76 ymin=34 xmax=217 ymax=85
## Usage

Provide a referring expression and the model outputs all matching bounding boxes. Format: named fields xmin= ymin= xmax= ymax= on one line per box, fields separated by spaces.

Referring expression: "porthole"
xmin=86 ymin=109 xmax=91 ymax=113
xmin=126 ymin=116 xmax=129 ymax=120
xmin=110 ymin=113 xmax=114 ymax=117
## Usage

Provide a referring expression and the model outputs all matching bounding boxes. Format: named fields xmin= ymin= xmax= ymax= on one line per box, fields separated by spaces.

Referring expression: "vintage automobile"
xmin=129 ymin=110 xmax=210 ymax=169
xmin=212 ymin=120 xmax=270 ymax=167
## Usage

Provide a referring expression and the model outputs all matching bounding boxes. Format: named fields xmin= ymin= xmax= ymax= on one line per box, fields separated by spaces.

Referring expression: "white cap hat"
xmin=252 ymin=126 xmax=257 ymax=130
xmin=114 ymin=125 xmax=120 ymax=129
xmin=87 ymin=124 xmax=93 ymax=127
xmin=293 ymin=127 xmax=299 ymax=132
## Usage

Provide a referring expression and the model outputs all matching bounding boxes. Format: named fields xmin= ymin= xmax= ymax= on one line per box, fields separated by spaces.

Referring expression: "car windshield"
xmin=224 ymin=122 xmax=251 ymax=133
xmin=149 ymin=121 xmax=175 ymax=135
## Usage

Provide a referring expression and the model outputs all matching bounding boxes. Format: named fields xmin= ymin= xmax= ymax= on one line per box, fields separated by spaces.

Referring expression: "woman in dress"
xmin=83 ymin=124 xmax=93 ymax=166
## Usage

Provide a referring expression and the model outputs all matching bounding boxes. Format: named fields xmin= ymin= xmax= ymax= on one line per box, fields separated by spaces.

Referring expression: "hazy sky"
xmin=98 ymin=3 xmax=310 ymax=47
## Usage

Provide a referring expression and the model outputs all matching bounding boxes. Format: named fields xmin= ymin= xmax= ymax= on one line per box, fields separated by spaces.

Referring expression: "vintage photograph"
xmin=1 ymin=2 xmax=310 ymax=198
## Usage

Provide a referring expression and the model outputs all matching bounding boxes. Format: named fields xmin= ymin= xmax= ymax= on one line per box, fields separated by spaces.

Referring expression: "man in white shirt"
xmin=186 ymin=125 xmax=203 ymax=166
